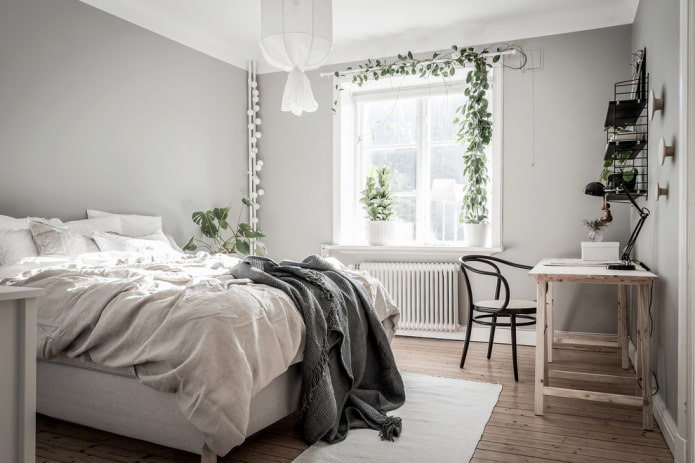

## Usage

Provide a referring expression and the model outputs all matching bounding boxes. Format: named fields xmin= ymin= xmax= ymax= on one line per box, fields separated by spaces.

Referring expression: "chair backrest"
xmin=458 ymin=255 xmax=532 ymax=313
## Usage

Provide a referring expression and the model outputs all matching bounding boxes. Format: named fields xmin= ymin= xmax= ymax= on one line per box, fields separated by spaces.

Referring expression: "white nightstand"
xmin=0 ymin=286 xmax=44 ymax=463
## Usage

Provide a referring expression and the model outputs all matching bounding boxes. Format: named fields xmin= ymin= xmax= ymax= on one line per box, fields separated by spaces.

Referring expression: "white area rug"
xmin=292 ymin=371 xmax=502 ymax=463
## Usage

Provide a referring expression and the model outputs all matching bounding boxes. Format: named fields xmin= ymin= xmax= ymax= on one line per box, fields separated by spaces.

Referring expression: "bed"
xmin=0 ymin=213 xmax=400 ymax=462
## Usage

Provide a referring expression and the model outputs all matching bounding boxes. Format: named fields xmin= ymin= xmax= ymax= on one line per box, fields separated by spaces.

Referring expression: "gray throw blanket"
xmin=231 ymin=255 xmax=405 ymax=444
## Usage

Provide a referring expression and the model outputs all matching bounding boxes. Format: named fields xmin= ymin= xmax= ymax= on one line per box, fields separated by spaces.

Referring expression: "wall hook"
xmin=655 ymin=183 xmax=669 ymax=201
xmin=658 ymin=137 xmax=675 ymax=165
xmin=649 ymin=89 xmax=664 ymax=120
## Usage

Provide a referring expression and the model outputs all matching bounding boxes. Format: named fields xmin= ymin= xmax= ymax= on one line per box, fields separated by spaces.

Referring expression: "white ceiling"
xmin=79 ymin=0 xmax=639 ymax=73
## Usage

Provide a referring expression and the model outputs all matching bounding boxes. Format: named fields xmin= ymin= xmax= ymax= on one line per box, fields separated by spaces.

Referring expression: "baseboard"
xmin=397 ymin=325 xmax=537 ymax=345
xmin=396 ymin=327 xmax=621 ymax=349
xmin=627 ymin=339 xmax=686 ymax=462
xmin=654 ymin=393 xmax=686 ymax=462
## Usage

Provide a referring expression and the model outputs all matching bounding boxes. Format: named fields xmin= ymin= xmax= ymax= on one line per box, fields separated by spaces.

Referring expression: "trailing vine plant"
xmin=334 ymin=45 xmax=526 ymax=225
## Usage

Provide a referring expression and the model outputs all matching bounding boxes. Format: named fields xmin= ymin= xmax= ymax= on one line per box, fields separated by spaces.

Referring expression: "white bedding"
xmin=1 ymin=251 xmax=399 ymax=456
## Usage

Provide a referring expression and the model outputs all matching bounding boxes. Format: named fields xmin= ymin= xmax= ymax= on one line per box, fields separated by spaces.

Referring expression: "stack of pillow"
xmin=0 ymin=210 xmax=182 ymax=266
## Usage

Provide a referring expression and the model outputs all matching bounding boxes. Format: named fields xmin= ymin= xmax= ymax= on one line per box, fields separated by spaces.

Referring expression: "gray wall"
xmin=0 ymin=0 xmax=248 ymax=245
xmin=256 ymin=71 xmax=334 ymax=260
xmin=631 ymin=0 xmax=680 ymax=421
xmin=259 ymin=26 xmax=633 ymax=334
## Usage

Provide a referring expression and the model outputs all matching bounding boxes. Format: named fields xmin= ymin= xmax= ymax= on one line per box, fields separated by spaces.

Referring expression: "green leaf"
xmin=183 ymin=237 xmax=197 ymax=252
xmin=236 ymin=239 xmax=250 ymax=255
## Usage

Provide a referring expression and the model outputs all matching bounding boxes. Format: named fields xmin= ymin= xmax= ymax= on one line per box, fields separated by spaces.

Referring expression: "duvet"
xmin=1 ymin=252 xmax=399 ymax=455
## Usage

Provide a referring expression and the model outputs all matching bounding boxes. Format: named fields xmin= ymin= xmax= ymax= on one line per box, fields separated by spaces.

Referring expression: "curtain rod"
xmin=319 ymin=48 xmax=518 ymax=78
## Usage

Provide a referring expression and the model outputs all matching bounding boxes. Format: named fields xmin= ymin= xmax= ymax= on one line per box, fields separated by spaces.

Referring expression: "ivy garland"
xmin=334 ymin=45 xmax=525 ymax=225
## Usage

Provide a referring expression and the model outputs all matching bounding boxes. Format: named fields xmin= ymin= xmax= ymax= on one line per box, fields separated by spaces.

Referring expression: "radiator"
xmin=359 ymin=262 xmax=460 ymax=332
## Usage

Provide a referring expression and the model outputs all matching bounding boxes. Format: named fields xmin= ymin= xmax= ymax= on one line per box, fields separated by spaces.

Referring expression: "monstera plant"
xmin=183 ymin=198 xmax=266 ymax=256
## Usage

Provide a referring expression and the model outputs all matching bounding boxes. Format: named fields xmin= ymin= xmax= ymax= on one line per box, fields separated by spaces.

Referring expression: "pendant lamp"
xmin=260 ymin=0 xmax=332 ymax=116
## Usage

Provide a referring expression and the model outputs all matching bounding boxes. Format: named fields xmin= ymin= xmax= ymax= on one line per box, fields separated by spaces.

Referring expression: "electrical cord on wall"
xmin=635 ymin=260 xmax=651 ymax=272
xmin=638 ymin=371 xmax=660 ymax=396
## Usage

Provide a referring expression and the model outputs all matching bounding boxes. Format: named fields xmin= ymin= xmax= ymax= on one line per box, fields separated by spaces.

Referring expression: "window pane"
xmin=430 ymin=144 xmax=465 ymax=185
xmin=394 ymin=196 xmax=416 ymax=241
xmin=429 ymin=94 xmax=465 ymax=143
xmin=429 ymin=145 xmax=465 ymax=242
xmin=360 ymin=99 xmax=417 ymax=146
xmin=429 ymin=201 xmax=460 ymax=242
xmin=366 ymin=148 xmax=416 ymax=192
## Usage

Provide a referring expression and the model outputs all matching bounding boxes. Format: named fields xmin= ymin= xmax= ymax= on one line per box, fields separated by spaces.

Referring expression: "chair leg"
xmin=460 ymin=314 xmax=474 ymax=368
xmin=511 ymin=314 xmax=519 ymax=382
xmin=487 ymin=315 xmax=497 ymax=359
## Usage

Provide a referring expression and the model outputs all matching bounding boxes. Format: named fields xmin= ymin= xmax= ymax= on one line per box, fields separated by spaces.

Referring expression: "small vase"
xmin=588 ymin=230 xmax=604 ymax=242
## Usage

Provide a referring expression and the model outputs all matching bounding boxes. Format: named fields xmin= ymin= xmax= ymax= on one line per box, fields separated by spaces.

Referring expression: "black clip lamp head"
xmin=584 ymin=182 xmax=612 ymax=224
xmin=583 ymin=181 xmax=650 ymax=270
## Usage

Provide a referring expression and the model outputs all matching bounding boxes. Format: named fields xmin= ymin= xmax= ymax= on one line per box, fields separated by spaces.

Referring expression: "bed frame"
xmin=37 ymin=358 xmax=302 ymax=463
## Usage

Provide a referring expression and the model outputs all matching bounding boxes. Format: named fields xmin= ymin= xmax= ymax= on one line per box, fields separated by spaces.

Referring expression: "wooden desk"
xmin=528 ymin=259 xmax=658 ymax=430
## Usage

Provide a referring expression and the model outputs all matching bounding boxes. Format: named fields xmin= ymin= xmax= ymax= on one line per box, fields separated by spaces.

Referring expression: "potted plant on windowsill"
xmin=360 ymin=166 xmax=400 ymax=245
xmin=457 ymin=58 xmax=492 ymax=247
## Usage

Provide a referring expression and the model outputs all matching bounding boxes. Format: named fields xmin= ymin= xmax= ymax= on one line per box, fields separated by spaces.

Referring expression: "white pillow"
xmin=87 ymin=210 xmax=162 ymax=236
xmin=28 ymin=220 xmax=99 ymax=256
xmin=0 ymin=215 xmax=63 ymax=229
xmin=139 ymin=230 xmax=172 ymax=244
xmin=65 ymin=216 xmax=122 ymax=236
xmin=0 ymin=215 xmax=31 ymax=229
xmin=93 ymin=231 xmax=181 ymax=258
xmin=0 ymin=229 xmax=39 ymax=265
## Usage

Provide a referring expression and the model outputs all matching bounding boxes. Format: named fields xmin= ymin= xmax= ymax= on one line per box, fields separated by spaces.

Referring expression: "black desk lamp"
xmin=584 ymin=181 xmax=650 ymax=270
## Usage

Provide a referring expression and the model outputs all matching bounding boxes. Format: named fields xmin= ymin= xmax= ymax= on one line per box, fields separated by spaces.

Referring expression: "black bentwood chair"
xmin=459 ymin=255 xmax=537 ymax=382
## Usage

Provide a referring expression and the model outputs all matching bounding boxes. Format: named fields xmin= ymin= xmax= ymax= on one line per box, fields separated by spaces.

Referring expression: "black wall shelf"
xmin=604 ymin=99 xmax=647 ymax=127
xmin=604 ymin=139 xmax=647 ymax=160
xmin=602 ymin=55 xmax=648 ymax=201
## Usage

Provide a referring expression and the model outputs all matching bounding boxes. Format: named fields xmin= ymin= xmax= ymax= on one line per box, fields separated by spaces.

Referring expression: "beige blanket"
xmin=3 ymin=252 xmax=398 ymax=455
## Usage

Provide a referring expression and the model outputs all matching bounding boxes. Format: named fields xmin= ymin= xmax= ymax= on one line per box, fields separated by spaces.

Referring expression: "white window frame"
xmin=330 ymin=68 xmax=504 ymax=256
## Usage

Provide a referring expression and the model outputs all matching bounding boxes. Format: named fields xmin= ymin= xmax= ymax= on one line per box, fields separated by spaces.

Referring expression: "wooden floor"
xmin=37 ymin=336 xmax=674 ymax=463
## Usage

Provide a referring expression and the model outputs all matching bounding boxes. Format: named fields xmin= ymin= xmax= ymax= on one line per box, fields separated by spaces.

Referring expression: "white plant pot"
xmin=463 ymin=223 xmax=489 ymax=247
xmin=368 ymin=221 xmax=402 ymax=245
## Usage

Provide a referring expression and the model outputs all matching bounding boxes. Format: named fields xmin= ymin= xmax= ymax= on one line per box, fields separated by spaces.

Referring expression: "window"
xmin=333 ymin=69 xmax=502 ymax=248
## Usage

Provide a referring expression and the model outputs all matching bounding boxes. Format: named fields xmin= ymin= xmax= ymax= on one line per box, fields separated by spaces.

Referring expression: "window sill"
xmin=321 ymin=243 xmax=504 ymax=260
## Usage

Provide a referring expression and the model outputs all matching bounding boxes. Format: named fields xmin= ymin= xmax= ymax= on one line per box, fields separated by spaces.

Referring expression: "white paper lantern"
xmin=260 ymin=0 xmax=332 ymax=116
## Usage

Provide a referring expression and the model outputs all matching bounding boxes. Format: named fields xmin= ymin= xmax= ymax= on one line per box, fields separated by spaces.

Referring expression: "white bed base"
xmin=37 ymin=359 xmax=302 ymax=462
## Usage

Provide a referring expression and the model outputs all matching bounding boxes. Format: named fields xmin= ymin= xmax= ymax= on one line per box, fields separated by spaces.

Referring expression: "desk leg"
xmin=535 ymin=280 xmax=547 ymax=415
xmin=638 ymin=283 xmax=653 ymax=430
xmin=546 ymin=282 xmax=554 ymax=363
xmin=618 ymin=285 xmax=629 ymax=370
xmin=635 ymin=289 xmax=643 ymax=396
